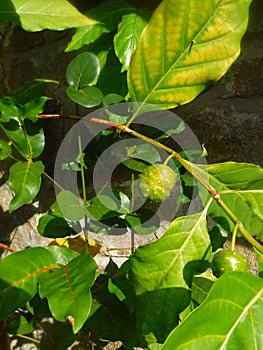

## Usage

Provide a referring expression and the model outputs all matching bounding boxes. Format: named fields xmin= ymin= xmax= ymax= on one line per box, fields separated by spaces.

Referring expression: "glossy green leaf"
xmin=0 ymin=119 xmax=45 ymax=159
xmin=39 ymin=251 xmax=97 ymax=333
xmin=0 ymin=0 xmax=98 ymax=32
xmin=8 ymin=79 xmax=59 ymax=105
xmin=8 ymin=160 xmax=44 ymax=212
xmin=56 ymin=190 xmax=86 ymax=222
xmin=0 ymin=247 xmax=56 ymax=320
xmin=0 ymin=98 xmax=20 ymax=122
xmin=200 ymin=162 xmax=263 ymax=239
xmin=129 ymin=210 xmax=211 ymax=340
xmin=0 ymin=139 xmax=12 ymax=160
xmin=66 ymin=52 xmax=100 ymax=89
xmin=162 ymin=272 xmax=263 ymax=350
xmin=66 ymin=86 xmax=103 ymax=108
xmin=22 ymin=97 xmax=50 ymax=122
xmin=65 ymin=0 xmax=135 ymax=52
xmin=128 ymin=0 xmax=253 ymax=108
xmin=114 ymin=11 xmax=149 ymax=72
xmin=45 ymin=246 xmax=79 ymax=267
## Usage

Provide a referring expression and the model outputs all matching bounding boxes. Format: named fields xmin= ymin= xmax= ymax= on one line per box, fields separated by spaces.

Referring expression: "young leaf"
xmin=129 ymin=210 xmax=211 ymax=340
xmin=65 ymin=0 xmax=136 ymax=52
xmin=38 ymin=251 xmax=97 ymax=334
xmin=114 ymin=11 xmax=150 ymax=72
xmin=161 ymin=272 xmax=263 ymax=349
xmin=0 ymin=0 xmax=98 ymax=32
xmin=0 ymin=247 xmax=57 ymax=319
xmin=128 ymin=0 xmax=253 ymax=108
xmin=8 ymin=160 xmax=45 ymax=212
xmin=66 ymin=52 xmax=100 ymax=89
xmin=66 ymin=86 xmax=103 ymax=108
xmin=22 ymin=97 xmax=50 ymax=122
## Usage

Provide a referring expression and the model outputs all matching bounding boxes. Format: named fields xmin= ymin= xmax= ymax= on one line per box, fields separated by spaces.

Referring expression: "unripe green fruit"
xmin=139 ymin=164 xmax=177 ymax=203
xmin=211 ymin=249 xmax=249 ymax=277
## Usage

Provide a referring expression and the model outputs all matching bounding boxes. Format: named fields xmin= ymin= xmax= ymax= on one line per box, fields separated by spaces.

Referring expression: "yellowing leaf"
xmin=48 ymin=235 xmax=105 ymax=256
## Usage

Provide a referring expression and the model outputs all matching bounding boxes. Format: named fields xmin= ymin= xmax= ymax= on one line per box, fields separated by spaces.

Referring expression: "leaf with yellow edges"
xmin=128 ymin=0 xmax=253 ymax=108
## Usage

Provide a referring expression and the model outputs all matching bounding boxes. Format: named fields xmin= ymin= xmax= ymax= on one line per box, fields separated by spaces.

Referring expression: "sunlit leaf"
xmin=66 ymin=52 xmax=100 ymax=89
xmin=162 ymin=272 xmax=263 ymax=349
xmin=129 ymin=210 xmax=211 ymax=340
xmin=0 ymin=247 xmax=56 ymax=319
xmin=65 ymin=0 xmax=135 ymax=52
xmin=8 ymin=160 xmax=45 ymax=212
xmin=199 ymin=162 xmax=263 ymax=239
xmin=128 ymin=0 xmax=253 ymax=108
xmin=39 ymin=251 xmax=97 ymax=333
xmin=0 ymin=0 xmax=98 ymax=31
xmin=114 ymin=11 xmax=149 ymax=72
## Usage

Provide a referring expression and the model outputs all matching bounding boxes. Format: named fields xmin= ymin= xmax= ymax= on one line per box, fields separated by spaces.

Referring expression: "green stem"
xmin=78 ymin=136 xmax=87 ymax=207
xmin=44 ymin=171 xmax=64 ymax=191
xmin=231 ymin=223 xmax=239 ymax=252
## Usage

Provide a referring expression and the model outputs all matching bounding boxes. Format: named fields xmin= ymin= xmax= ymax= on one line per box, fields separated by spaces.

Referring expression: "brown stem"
xmin=0 ymin=243 xmax=16 ymax=253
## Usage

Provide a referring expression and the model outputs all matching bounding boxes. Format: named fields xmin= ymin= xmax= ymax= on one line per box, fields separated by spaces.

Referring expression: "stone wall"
xmin=0 ymin=0 xmax=262 ymax=255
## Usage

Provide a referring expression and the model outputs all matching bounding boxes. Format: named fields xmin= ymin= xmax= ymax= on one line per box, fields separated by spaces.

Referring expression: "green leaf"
xmin=56 ymin=190 xmax=86 ymax=222
xmin=65 ymin=0 xmax=135 ymax=52
xmin=8 ymin=160 xmax=45 ymax=212
xmin=38 ymin=214 xmax=76 ymax=238
xmin=22 ymin=97 xmax=50 ymax=122
xmin=0 ymin=119 xmax=45 ymax=159
xmin=114 ymin=11 xmax=149 ymax=72
xmin=129 ymin=211 xmax=211 ymax=340
xmin=39 ymin=251 xmax=97 ymax=334
xmin=161 ymin=272 xmax=263 ymax=349
xmin=128 ymin=0 xmax=253 ymax=108
xmin=0 ymin=0 xmax=98 ymax=32
xmin=200 ymin=162 xmax=263 ymax=239
xmin=7 ymin=79 xmax=59 ymax=105
xmin=66 ymin=86 xmax=103 ymax=108
xmin=0 ymin=139 xmax=12 ymax=160
xmin=0 ymin=98 xmax=20 ymax=122
xmin=124 ymin=143 xmax=161 ymax=165
xmin=66 ymin=52 xmax=100 ymax=89
xmin=0 ymin=247 xmax=56 ymax=319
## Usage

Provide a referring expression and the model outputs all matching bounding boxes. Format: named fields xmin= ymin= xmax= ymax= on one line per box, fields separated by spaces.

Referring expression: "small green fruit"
xmin=139 ymin=164 xmax=177 ymax=203
xmin=211 ymin=249 xmax=249 ymax=277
